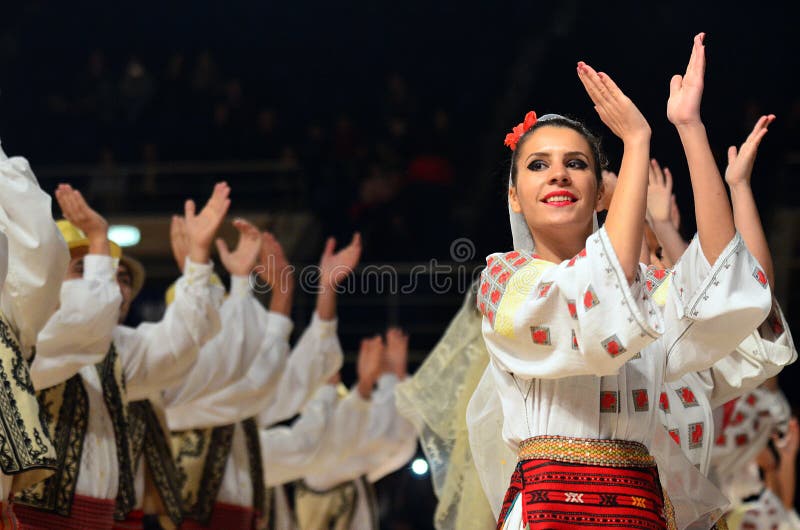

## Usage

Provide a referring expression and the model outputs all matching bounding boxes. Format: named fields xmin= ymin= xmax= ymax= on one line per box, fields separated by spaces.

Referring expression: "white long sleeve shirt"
xmin=0 ymin=143 xmax=68 ymax=499
xmin=31 ymin=256 xmax=220 ymax=500
xmin=479 ymin=229 xmax=772 ymax=452
xmin=658 ymin=303 xmax=796 ymax=475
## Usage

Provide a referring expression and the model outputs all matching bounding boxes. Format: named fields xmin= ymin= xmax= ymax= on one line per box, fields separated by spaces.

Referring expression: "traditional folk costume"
xmin=712 ymin=387 xmax=799 ymax=530
xmin=472 ymin=118 xmax=773 ymax=530
xmin=0 ymin=144 xmax=69 ymax=511
xmin=116 ymin=275 xmax=270 ymax=530
xmin=17 ymin=226 xmax=220 ymax=530
xmin=293 ymin=373 xmax=418 ymax=530
xmin=167 ymin=296 xmax=344 ymax=530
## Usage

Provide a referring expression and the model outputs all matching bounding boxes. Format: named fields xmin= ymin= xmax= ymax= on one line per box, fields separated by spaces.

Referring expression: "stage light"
xmin=109 ymin=225 xmax=141 ymax=247
xmin=411 ymin=458 xmax=429 ymax=476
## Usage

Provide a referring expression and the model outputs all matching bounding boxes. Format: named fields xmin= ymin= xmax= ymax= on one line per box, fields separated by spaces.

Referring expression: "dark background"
xmin=1 ymin=2 xmax=799 ymax=527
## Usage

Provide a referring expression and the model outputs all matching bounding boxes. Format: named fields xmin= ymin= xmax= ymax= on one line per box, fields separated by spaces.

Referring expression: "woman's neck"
xmin=530 ymin=223 xmax=593 ymax=264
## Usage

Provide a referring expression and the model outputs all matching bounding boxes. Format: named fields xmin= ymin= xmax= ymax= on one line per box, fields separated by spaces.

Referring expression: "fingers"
xmin=663 ymin=167 xmax=673 ymax=191
xmin=669 ymin=75 xmax=683 ymax=98
xmin=686 ymin=33 xmax=706 ymax=79
xmin=322 ymin=236 xmax=336 ymax=257
xmin=577 ymin=62 xmax=608 ymax=108
xmin=184 ymin=199 xmax=196 ymax=220
xmin=349 ymin=231 xmax=362 ymax=249
xmin=727 ymin=145 xmax=738 ymax=167
xmin=232 ymin=217 xmax=259 ymax=238
xmin=215 ymin=238 xmax=231 ymax=260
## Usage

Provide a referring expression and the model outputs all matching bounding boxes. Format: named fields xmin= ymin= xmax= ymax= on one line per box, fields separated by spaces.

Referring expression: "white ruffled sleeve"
xmin=663 ymin=233 xmax=774 ymax=381
xmin=116 ymin=258 xmax=222 ymax=401
xmin=165 ymin=311 xmax=293 ymax=429
xmin=479 ymin=227 xmax=662 ymax=379
xmin=700 ymin=302 xmax=796 ymax=409
xmin=31 ymin=255 xmax=122 ymax=390
xmin=0 ymin=144 xmax=69 ymax=356
xmin=256 ymin=312 xmax=343 ymax=427
xmin=261 ymin=384 xmax=339 ymax=487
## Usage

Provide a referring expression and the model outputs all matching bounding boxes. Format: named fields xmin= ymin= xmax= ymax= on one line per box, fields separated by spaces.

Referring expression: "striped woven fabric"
xmin=498 ymin=459 xmax=670 ymax=529
xmin=13 ymin=495 xmax=116 ymax=530
xmin=181 ymin=502 xmax=255 ymax=530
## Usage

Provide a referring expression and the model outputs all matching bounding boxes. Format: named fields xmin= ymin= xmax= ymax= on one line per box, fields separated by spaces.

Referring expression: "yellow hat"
xmin=57 ymin=219 xmax=122 ymax=259
xmin=164 ymin=273 xmax=225 ymax=306
xmin=58 ymin=219 xmax=146 ymax=300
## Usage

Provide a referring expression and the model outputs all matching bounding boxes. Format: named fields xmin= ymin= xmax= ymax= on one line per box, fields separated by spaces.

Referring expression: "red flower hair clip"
xmin=504 ymin=111 xmax=538 ymax=151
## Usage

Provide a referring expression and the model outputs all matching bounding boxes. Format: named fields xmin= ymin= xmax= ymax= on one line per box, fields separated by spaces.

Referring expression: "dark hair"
xmin=509 ymin=115 xmax=608 ymax=186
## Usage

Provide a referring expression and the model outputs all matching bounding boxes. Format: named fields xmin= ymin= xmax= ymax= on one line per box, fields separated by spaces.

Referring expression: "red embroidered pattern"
xmin=477 ymin=250 xmax=536 ymax=326
xmin=675 ymin=387 xmax=699 ymax=408
xmin=659 ymin=392 xmax=670 ymax=413
xmin=530 ymin=326 xmax=551 ymax=346
xmin=602 ymin=335 xmax=626 ymax=357
xmin=600 ymin=391 xmax=619 ymax=413
xmin=688 ymin=422 xmax=704 ymax=449
xmin=584 ymin=286 xmax=600 ymax=311
xmin=632 ymin=389 xmax=649 ymax=412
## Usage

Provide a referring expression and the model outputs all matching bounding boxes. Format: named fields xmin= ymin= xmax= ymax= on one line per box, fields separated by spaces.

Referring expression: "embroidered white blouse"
xmin=478 ymin=228 xmax=773 ymax=452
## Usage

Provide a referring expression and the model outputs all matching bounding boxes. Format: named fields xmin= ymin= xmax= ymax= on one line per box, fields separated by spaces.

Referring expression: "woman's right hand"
xmin=577 ymin=61 xmax=650 ymax=144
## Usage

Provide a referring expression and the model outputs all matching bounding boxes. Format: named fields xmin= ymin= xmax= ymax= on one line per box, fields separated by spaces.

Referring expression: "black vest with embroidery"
xmin=294 ymin=476 xmax=379 ymax=530
xmin=15 ymin=344 xmax=136 ymax=519
xmin=172 ymin=418 xmax=266 ymax=524
xmin=127 ymin=399 xmax=183 ymax=525
xmin=0 ymin=314 xmax=56 ymax=492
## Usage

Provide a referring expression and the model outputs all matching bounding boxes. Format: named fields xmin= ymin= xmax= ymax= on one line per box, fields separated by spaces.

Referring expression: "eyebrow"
xmin=526 ymin=151 xmax=590 ymax=163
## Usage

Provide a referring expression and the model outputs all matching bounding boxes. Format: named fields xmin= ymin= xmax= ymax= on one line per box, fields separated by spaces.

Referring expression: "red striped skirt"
xmin=13 ymin=495 xmax=116 ymax=530
xmin=497 ymin=437 xmax=674 ymax=530
xmin=181 ymin=502 xmax=255 ymax=530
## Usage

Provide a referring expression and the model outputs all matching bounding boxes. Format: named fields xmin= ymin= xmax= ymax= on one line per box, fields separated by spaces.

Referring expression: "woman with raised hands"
xmin=472 ymin=33 xmax=772 ymax=530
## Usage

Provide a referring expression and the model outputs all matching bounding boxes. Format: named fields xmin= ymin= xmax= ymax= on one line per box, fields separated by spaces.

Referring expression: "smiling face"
xmin=508 ymin=125 xmax=601 ymax=242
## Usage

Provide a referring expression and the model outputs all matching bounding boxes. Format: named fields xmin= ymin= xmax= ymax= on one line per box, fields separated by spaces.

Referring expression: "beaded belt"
xmin=518 ymin=435 xmax=655 ymax=468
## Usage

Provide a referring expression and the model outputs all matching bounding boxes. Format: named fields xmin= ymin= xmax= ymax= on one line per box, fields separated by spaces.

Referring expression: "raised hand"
xmin=55 ymin=183 xmax=110 ymax=255
xmin=670 ymin=195 xmax=681 ymax=231
xmin=667 ymin=33 xmax=706 ymax=127
xmin=215 ymin=218 xmax=262 ymax=276
xmin=577 ymin=61 xmax=650 ymax=143
xmin=319 ymin=232 xmax=362 ymax=290
xmin=775 ymin=417 xmax=800 ymax=459
xmin=169 ymin=215 xmax=189 ymax=273
xmin=356 ymin=335 xmax=384 ymax=399
xmin=184 ymin=182 xmax=231 ymax=264
xmin=596 ymin=170 xmax=618 ymax=212
xmin=258 ymin=231 xmax=293 ymax=290
xmin=384 ymin=327 xmax=409 ymax=380
xmin=646 ymin=159 xmax=673 ymax=225
xmin=725 ymin=114 xmax=776 ymax=188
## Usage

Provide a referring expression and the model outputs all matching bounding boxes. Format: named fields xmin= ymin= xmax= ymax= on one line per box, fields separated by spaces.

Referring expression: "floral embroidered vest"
xmin=14 ymin=344 xmax=136 ymax=519
xmin=0 ymin=312 xmax=56 ymax=493
xmin=127 ymin=399 xmax=183 ymax=526
xmin=172 ymin=418 xmax=266 ymax=524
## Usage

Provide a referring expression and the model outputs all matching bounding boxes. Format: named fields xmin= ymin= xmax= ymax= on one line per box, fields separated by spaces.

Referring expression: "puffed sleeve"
xmin=162 ymin=275 xmax=279 ymax=408
xmin=165 ymin=311 xmax=293 ymax=429
xmin=479 ymin=227 xmax=662 ymax=379
xmin=261 ymin=384 xmax=339 ymax=487
xmin=0 ymin=144 xmax=69 ymax=356
xmin=116 ymin=257 xmax=221 ymax=401
xmin=699 ymin=302 xmax=796 ymax=409
xmin=256 ymin=312 xmax=343 ymax=427
xmin=663 ymin=233 xmax=774 ymax=381
xmin=30 ymin=255 xmax=122 ymax=390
